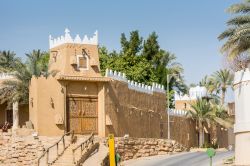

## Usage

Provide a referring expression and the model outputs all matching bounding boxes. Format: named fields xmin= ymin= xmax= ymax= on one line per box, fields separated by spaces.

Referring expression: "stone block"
xmin=150 ymin=151 xmax=158 ymax=156
xmin=143 ymin=145 xmax=150 ymax=149
xmin=142 ymin=153 xmax=150 ymax=157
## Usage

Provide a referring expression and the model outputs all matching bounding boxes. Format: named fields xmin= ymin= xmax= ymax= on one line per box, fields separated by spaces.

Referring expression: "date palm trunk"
xmin=211 ymin=124 xmax=217 ymax=146
xmin=12 ymin=101 xmax=19 ymax=130
xmin=198 ymin=120 xmax=204 ymax=147
xmin=221 ymin=88 xmax=226 ymax=105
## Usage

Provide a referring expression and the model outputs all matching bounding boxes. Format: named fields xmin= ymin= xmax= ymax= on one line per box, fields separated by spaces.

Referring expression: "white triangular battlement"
xmin=105 ymin=69 xmax=165 ymax=94
xmin=49 ymin=28 xmax=98 ymax=49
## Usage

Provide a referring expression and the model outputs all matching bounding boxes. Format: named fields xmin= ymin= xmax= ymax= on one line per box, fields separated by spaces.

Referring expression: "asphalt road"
xmin=123 ymin=151 xmax=234 ymax=166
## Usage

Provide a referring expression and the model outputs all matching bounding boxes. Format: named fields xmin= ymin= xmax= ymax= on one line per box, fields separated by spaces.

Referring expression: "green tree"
xmin=209 ymin=101 xmax=233 ymax=146
xmin=99 ymin=30 xmax=187 ymax=108
xmin=211 ymin=69 xmax=233 ymax=105
xmin=99 ymin=46 xmax=157 ymax=83
xmin=218 ymin=0 xmax=250 ymax=59
xmin=120 ymin=30 xmax=143 ymax=56
xmin=187 ymin=99 xmax=213 ymax=147
xmin=187 ymin=99 xmax=232 ymax=147
xmin=143 ymin=32 xmax=160 ymax=61
xmin=0 ymin=50 xmax=52 ymax=129
xmin=25 ymin=50 xmax=50 ymax=77
xmin=0 ymin=50 xmax=21 ymax=72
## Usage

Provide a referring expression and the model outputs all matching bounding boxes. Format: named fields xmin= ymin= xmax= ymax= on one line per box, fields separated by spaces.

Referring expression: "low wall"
xmin=113 ymin=137 xmax=187 ymax=161
xmin=0 ymin=132 xmax=45 ymax=165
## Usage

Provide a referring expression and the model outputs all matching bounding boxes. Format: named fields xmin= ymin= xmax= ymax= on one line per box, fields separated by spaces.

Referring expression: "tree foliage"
xmin=99 ymin=30 xmax=187 ymax=101
xmin=219 ymin=0 xmax=250 ymax=61
xmin=0 ymin=51 xmax=21 ymax=72
xmin=211 ymin=69 xmax=233 ymax=105
xmin=187 ymin=98 xmax=233 ymax=147
xmin=0 ymin=50 xmax=51 ymax=108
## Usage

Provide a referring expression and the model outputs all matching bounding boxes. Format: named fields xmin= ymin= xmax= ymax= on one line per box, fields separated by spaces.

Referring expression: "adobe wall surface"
xmin=29 ymin=76 xmax=65 ymax=136
xmin=216 ymin=126 xmax=229 ymax=148
xmin=29 ymin=75 xmax=105 ymax=136
xmin=49 ymin=43 xmax=101 ymax=77
xmin=66 ymin=81 xmax=99 ymax=97
xmin=105 ymin=80 xmax=167 ymax=138
xmin=170 ymin=116 xmax=198 ymax=148
xmin=19 ymin=105 xmax=29 ymax=128
xmin=175 ymin=100 xmax=195 ymax=110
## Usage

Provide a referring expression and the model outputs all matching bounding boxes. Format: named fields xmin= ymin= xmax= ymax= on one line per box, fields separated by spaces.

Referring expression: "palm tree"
xmin=187 ymin=99 xmax=213 ymax=147
xmin=218 ymin=0 xmax=250 ymax=60
xmin=211 ymin=69 xmax=233 ymax=105
xmin=0 ymin=50 xmax=21 ymax=72
xmin=0 ymin=50 xmax=51 ymax=129
xmin=0 ymin=63 xmax=31 ymax=129
xmin=153 ymin=50 xmax=187 ymax=93
xmin=199 ymin=75 xmax=219 ymax=94
xmin=25 ymin=50 xmax=50 ymax=77
xmin=153 ymin=50 xmax=187 ymax=108
xmin=209 ymin=101 xmax=233 ymax=146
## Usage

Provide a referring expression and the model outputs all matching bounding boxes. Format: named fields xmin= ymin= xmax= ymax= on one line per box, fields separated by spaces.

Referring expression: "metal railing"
xmin=37 ymin=130 xmax=74 ymax=166
xmin=72 ymin=132 xmax=94 ymax=164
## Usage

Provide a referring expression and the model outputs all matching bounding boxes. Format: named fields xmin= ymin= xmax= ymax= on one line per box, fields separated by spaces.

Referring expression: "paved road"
xmin=123 ymin=151 xmax=234 ymax=166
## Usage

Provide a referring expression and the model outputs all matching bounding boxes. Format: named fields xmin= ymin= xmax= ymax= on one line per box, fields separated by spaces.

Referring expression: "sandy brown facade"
xmin=105 ymin=80 xmax=167 ymax=138
xmin=29 ymin=41 xmax=167 ymax=138
xmin=169 ymin=115 xmax=229 ymax=148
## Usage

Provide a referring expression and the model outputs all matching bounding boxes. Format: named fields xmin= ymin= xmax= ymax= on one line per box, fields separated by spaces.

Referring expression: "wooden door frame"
xmin=66 ymin=96 xmax=98 ymax=134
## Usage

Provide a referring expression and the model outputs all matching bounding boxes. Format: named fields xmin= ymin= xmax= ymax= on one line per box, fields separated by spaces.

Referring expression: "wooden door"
xmin=67 ymin=97 xmax=98 ymax=134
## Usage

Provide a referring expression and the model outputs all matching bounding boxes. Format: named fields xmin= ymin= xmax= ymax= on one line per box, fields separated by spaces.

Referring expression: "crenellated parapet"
xmin=105 ymin=69 xmax=165 ymax=94
xmin=168 ymin=109 xmax=187 ymax=117
xmin=49 ymin=28 xmax=98 ymax=49
xmin=105 ymin=69 xmax=127 ymax=82
xmin=0 ymin=73 xmax=13 ymax=80
xmin=128 ymin=80 xmax=153 ymax=94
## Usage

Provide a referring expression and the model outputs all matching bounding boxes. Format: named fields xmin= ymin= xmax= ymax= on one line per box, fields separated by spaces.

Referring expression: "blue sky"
xmin=0 ymin=0 xmax=238 ymax=101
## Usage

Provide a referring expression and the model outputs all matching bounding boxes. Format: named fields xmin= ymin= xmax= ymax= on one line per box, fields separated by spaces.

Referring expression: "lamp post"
xmin=167 ymin=74 xmax=180 ymax=140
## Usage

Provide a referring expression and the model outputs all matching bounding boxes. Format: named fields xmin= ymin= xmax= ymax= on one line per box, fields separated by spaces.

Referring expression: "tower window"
xmin=77 ymin=54 xmax=88 ymax=70
xmin=78 ymin=56 xmax=87 ymax=68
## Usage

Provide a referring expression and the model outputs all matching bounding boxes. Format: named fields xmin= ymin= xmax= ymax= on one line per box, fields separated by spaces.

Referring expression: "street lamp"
xmin=167 ymin=73 xmax=180 ymax=140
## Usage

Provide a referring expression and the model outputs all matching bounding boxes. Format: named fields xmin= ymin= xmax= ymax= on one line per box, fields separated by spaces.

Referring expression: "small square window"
xmin=78 ymin=56 xmax=87 ymax=68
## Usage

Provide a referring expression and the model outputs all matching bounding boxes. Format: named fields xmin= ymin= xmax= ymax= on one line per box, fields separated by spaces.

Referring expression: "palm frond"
xmin=227 ymin=2 xmax=250 ymax=14
xmin=227 ymin=15 xmax=250 ymax=26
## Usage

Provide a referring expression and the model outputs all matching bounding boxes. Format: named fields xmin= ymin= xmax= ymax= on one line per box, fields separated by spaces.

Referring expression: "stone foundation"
xmin=112 ymin=137 xmax=187 ymax=161
xmin=0 ymin=132 xmax=45 ymax=166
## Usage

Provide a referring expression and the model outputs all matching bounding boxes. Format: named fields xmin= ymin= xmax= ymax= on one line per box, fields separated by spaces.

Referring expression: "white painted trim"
xmin=49 ymin=28 xmax=98 ymax=49
xmin=105 ymin=69 xmax=165 ymax=94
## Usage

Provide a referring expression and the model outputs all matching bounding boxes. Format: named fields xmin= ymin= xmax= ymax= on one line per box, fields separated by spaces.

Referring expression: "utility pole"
xmin=167 ymin=74 xmax=179 ymax=140
xmin=167 ymin=75 xmax=170 ymax=140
